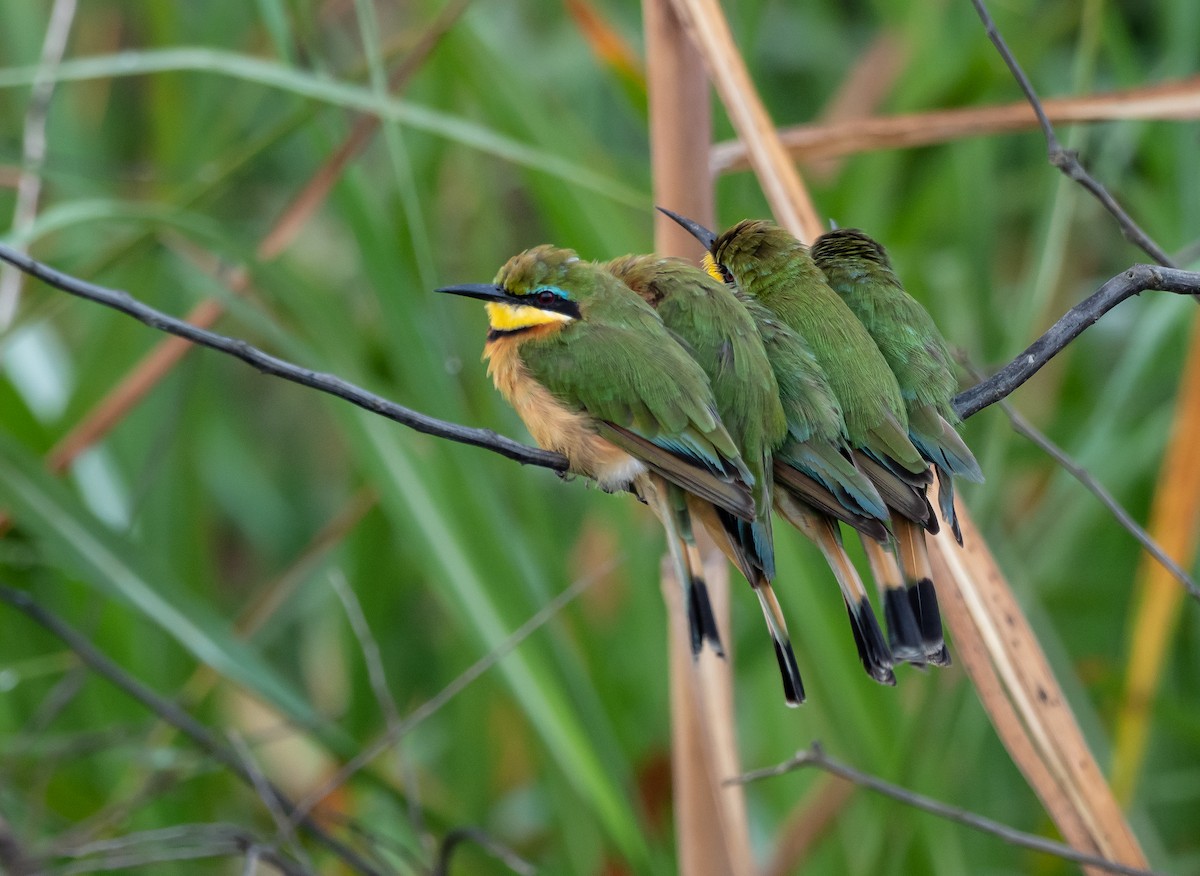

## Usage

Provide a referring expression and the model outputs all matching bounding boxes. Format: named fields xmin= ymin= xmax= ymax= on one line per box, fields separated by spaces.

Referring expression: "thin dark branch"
xmin=287 ymin=557 xmax=616 ymax=827
xmin=0 ymin=814 xmax=40 ymax=876
xmin=5 ymin=246 xmax=1199 ymax=474
xmin=969 ymin=0 xmax=1175 ymax=268
xmin=975 ymin=371 xmax=1200 ymax=603
xmin=0 ymin=583 xmax=383 ymax=876
xmin=730 ymin=743 xmax=1162 ymax=876
xmin=227 ymin=731 xmax=313 ymax=873
xmin=0 ymin=244 xmax=567 ymax=473
xmin=433 ymin=827 xmax=536 ymax=876
xmin=55 ymin=823 xmax=312 ymax=876
xmin=954 ymin=264 xmax=1200 ymax=419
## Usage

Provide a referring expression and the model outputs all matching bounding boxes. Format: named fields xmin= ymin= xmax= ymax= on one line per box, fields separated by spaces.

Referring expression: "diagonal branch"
xmin=986 ymin=386 xmax=1200 ymax=603
xmin=969 ymin=0 xmax=1175 ymax=268
xmin=0 ymin=244 xmax=565 ymax=472
xmin=730 ymin=743 xmax=1161 ymax=876
xmin=9 ymin=247 xmax=1200 ymax=478
xmin=952 ymin=264 xmax=1200 ymax=419
xmin=0 ymin=583 xmax=382 ymax=876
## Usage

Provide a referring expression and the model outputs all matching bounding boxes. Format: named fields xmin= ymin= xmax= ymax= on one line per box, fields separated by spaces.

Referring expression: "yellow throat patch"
xmin=486 ymin=301 xmax=575 ymax=332
xmin=701 ymin=252 xmax=724 ymax=284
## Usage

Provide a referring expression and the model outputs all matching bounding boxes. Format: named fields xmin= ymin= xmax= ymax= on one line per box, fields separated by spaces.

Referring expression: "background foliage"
xmin=1 ymin=0 xmax=1197 ymax=873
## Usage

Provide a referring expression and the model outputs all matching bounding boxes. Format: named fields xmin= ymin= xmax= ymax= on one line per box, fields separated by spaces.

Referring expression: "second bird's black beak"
xmin=434 ymin=282 xmax=509 ymax=303
xmin=656 ymin=206 xmax=717 ymax=251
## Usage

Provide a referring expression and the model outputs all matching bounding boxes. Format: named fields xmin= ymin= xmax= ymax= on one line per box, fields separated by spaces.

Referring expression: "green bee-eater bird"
xmin=607 ymin=253 xmax=891 ymax=692
xmin=618 ymin=240 xmax=899 ymax=684
xmin=811 ymin=228 xmax=984 ymax=546
xmin=743 ymin=294 xmax=898 ymax=683
xmin=436 ymin=245 xmax=805 ymax=704
xmin=662 ymin=210 xmax=947 ymax=666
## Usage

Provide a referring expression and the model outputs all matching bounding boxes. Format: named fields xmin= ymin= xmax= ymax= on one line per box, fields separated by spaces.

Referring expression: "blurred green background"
xmin=1 ymin=0 xmax=1197 ymax=873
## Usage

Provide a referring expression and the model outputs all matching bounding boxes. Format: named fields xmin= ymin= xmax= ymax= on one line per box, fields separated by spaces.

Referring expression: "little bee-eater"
xmin=605 ymin=253 xmax=808 ymax=702
xmin=811 ymin=228 xmax=983 ymax=545
xmin=647 ymin=217 xmax=900 ymax=683
xmin=663 ymin=211 xmax=948 ymax=666
xmin=437 ymin=246 xmax=804 ymax=704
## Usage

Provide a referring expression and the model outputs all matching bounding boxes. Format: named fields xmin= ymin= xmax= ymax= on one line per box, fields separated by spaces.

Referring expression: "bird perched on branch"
xmin=662 ymin=210 xmax=948 ymax=667
xmin=437 ymin=245 xmax=805 ymax=705
xmin=604 ymin=253 xmax=807 ymax=703
xmin=607 ymin=252 xmax=896 ymax=686
xmin=811 ymin=228 xmax=983 ymax=546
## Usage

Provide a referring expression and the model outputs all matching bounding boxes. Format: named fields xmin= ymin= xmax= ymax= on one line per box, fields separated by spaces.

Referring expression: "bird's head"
xmin=657 ymin=208 xmax=799 ymax=291
xmin=436 ymin=245 xmax=587 ymax=338
xmin=811 ymin=228 xmax=891 ymax=269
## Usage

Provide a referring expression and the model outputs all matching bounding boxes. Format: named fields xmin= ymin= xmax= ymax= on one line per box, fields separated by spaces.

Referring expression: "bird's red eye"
xmin=536 ymin=290 xmax=558 ymax=307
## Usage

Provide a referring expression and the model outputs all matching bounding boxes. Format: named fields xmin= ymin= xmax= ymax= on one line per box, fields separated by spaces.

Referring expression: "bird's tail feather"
xmin=754 ymin=584 xmax=806 ymax=706
xmin=894 ymin=517 xmax=950 ymax=666
xmin=776 ymin=494 xmax=894 ymax=685
xmin=648 ymin=478 xmax=725 ymax=657
xmin=861 ymin=537 xmax=927 ymax=666
xmin=688 ymin=496 xmax=805 ymax=706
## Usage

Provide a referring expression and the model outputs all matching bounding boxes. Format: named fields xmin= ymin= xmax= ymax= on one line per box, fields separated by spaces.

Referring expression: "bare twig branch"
xmin=56 ymin=824 xmax=312 ymax=876
xmin=0 ymin=244 xmax=566 ymax=472
xmin=731 ymin=743 xmax=1161 ymax=876
xmin=227 ymin=731 xmax=313 ymax=872
xmin=328 ymin=568 xmax=430 ymax=845
xmin=328 ymin=570 xmax=400 ymax=731
xmin=954 ymin=264 xmax=1200 ymax=419
xmin=0 ymin=583 xmax=383 ymax=876
xmin=0 ymin=0 xmax=77 ymax=329
xmin=286 ymin=558 xmax=617 ymax=828
xmin=5 ymin=248 xmax=1198 ymax=494
xmin=980 ymin=378 xmax=1200 ymax=603
xmin=969 ymin=0 xmax=1175 ymax=267
xmin=432 ymin=827 xmax=536 ymax=876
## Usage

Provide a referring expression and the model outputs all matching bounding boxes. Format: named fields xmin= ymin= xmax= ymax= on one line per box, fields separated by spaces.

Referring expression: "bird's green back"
xmin=711 ymin=221 xmax=923 ymax=472
xmin=604 ymin=255 xmax=786 ymax=485
xmin=812 ymin=229 xmax=959 ymax=424
xmin=501 ymin=248 xmax=747 ymax=480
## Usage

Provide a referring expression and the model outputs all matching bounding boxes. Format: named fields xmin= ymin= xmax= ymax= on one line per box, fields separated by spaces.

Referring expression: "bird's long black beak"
xmin=656 ymin=206 xmax=717 ymax=251
xmin=434 ymin=282 xmax=509 ymax=303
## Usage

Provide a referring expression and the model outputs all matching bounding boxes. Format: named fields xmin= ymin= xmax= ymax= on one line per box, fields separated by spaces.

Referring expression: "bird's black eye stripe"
xmin=719 ymin=264 xmax=734 ymax=285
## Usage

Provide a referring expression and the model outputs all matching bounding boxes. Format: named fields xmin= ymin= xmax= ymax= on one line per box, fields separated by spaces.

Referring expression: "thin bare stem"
xmin=286 ymin=557 xmax=617 ymax=828
xmin=432 ymin=827 xmax=537 ymax=876
xmin=987 ymin=387 xmax=1200 ymax=603
xmin=56 ymin=824 xmax=312 ymax=876
xmin=954 ymin=265 xmax=1200 ymax=419
xmin=969 ymin=0 xmax=1175 ymax=268
xmin=227 ymin=731 xmax=313 ymax=872
xmin=731 ymin=743 xmax=1161 ymax=876
xmin=0 ymin=583 xmax=382 ymax=876
xmin=0 ymin=244 xmax=565 ymax=472
xmin=328 ymin=570 xmax=400 ymax=731
xmin=0 ymin=0 xmax=77 ymax=329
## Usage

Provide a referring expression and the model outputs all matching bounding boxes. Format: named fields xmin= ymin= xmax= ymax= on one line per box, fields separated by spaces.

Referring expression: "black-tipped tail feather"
xmin=908 ymin=577 xmax=949 ymax=665
xmin=846 ymin=596 xmax=896 ymax=685
xmin=687 ymin=579 xmax=725 ymax=658
xmin=883 ymin=587 xmax=927 ymax=665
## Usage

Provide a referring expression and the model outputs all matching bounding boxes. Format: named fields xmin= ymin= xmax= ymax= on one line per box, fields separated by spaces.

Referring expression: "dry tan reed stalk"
xmin=712 ymin=75 xmax=1200 ymax=173
xmin=646 ymin=0 xmax=754 ymax=871
xmin=667 ymin=0 xmax=1149 ymax=870
xmin=665 ymin=0 xmax=822 ymax=237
